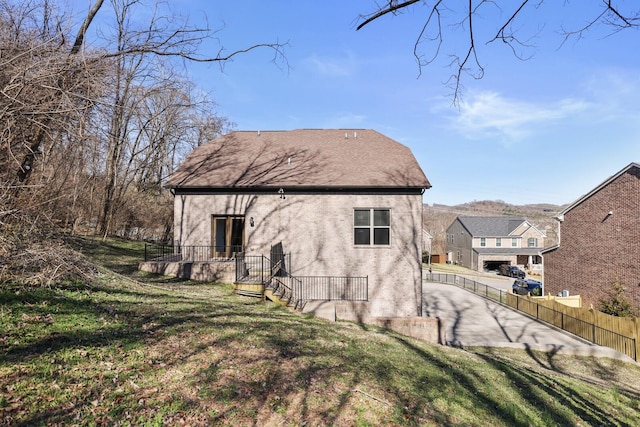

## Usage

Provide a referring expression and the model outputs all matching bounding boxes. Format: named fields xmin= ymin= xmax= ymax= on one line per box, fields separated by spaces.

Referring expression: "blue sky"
xmin=73 ymin=1 xmax=640 ymax=206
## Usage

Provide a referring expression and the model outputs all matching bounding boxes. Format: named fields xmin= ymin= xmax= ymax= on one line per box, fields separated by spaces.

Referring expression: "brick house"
xmin=542 ymin=162 xmax=640 ymax=312
xmin=445 ymin=216 xmax=546 ymax=272
xmin=161 ymin=129 xmax=431 ymax=320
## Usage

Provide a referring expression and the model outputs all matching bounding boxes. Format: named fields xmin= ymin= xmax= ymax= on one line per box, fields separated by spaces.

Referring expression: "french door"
xmin=211 ymin=216 xmax=244 ymax=258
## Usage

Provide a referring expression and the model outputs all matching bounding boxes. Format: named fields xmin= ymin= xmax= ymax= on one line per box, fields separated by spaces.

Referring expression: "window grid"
xmin=354 ymin=208 xmax=390 ymax=246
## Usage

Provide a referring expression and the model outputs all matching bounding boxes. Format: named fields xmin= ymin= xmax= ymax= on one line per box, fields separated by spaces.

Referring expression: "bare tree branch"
xmin=356 ymin=0 xmax=640 ymax=102
xmin=70 ymin=0 xmax=104 ymax=54
xmin=356 ymin=0 xmax=422 ymax=31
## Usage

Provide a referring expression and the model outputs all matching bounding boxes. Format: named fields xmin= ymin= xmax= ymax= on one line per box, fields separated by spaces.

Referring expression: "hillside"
xmin=2 ymin=237 xmax=639 ymax=426
xmin=423 ymin=200 xmax=566 ymax=256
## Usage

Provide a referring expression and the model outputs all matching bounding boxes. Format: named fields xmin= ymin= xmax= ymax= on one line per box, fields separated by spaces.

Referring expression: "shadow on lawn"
xmin=389 ymin=332 xmax=637 ymax=427
xmin=65 ymin=236 xmax=144 ymax=276
xmin=0 ymin=279 xmax=233 ymax=363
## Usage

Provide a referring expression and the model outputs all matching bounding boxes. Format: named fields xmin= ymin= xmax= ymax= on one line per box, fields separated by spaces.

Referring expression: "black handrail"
xmin=145 ymin=246 xmax=369 ymax=305
xmin=292 ymin=275 xmax=368 ymax=301
xmin=144 ymin=244 xmax=242 ymax=262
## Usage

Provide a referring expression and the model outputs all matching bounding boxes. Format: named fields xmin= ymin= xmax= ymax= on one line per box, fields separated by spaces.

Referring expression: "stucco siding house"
xmin=164 ymin=129 xmax=431 ymax=320
xmin=445 ymin=216 xmax=546 ymax=272
xmin=543 ymin=163 xmax=640 ymax=312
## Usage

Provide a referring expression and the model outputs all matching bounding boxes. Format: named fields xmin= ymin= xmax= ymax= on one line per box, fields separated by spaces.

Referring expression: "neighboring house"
xmin=445 ymin=216 xmax=546 ymax=272
xmin=542 ymin=162 xmax=640 ymax=312
xmin=163 ymin=129 xmax=431 ymax=320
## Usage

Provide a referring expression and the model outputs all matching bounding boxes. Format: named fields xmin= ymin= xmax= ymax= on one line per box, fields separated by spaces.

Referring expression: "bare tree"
xmin=0 ymin=0 xmax=105 ymax=225
xmin=0 ymin=0 xmax=285 ymax=230
xmin=92 ymin=0 xmax=266 ymax=236
xmin=0 ymin=0 xmax=286 ymax=284
xmin=357 ymin=1 xmax=640 ymax=102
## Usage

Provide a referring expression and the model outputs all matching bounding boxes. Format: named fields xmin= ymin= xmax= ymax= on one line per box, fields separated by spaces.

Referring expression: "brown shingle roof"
xmin=165 ymin=129 xmax=431 ymax=189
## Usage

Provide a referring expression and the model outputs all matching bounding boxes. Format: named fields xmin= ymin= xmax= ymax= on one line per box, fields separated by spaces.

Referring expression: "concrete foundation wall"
xmin=138 ymin=261 xmax=236 ymax=283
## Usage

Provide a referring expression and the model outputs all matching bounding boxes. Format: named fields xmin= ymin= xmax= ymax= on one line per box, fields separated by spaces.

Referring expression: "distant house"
xmin=162 ymin=129 xmax=431 ymax=320
xmin=445 ymin=216 xmax=546 ymax=272
xmin=542 ymin=163 xmax=640 ymax=312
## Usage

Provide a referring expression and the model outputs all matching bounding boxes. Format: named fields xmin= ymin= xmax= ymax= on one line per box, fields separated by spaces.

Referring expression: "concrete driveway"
xmin=422 ymin=281 xmax=633 ymax=361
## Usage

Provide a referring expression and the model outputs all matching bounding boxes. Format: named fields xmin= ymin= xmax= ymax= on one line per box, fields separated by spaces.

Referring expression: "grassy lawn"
xmin=1 ymin=238 xmax=639 ymax=426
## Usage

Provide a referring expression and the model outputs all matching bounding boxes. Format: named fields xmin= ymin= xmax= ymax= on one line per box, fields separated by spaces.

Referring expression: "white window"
xmin=480 ymin=237 xmax=486 ymax=247
xmin=512 ymin=238 xmax=517 ymax=247
xmin=496 ymin=237 xmax=502 ymax=247
xmin=354 ymin=209 xmax=390 ymax=245
xmin=528 ymin=237 xmax=538 ymax=247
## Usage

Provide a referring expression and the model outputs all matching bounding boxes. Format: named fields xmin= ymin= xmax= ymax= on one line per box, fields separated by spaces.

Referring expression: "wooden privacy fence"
xmin=506 ymin=293 xmax=639 ymax=361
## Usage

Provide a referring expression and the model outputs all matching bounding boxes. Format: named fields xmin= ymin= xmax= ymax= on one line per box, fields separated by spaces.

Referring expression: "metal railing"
xmin=426 ymin=273 xmax=509 ymax=304
xmin=236 ymin=253 xmax=368 ymax=304
xmin=235 ymin=254 xmax=291 ymax=283
xmin=292 ymin=276 xmax=368 ymax=301
xmin=145 ymin=247 xmax=369 ymax=305
xmin=144 ymin=244 xmax=242 ymax=262
xmin=424 ymin=272 xmax=637 ymax=361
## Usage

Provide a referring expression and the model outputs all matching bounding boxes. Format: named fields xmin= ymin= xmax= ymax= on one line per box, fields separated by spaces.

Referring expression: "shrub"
xmin=598 ymin=282 xmax=637 ymax=317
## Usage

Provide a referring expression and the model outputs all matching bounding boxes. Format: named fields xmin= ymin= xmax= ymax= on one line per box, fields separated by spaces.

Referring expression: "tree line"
xmin=0 ymin=0 xmax=285 ymax=242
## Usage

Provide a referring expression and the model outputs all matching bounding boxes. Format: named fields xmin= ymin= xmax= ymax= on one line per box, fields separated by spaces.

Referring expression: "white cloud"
xmin=582 ymin=68 xmax=640 ymax=121
xmin=304 ymin=53 xmax=356 ymax=77
xmin=451 ymin=91 xmax=591 ymax=143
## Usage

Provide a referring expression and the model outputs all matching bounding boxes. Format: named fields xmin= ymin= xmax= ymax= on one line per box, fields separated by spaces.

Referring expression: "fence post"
xmin=632 ymin=317 xmax=639 ymax=362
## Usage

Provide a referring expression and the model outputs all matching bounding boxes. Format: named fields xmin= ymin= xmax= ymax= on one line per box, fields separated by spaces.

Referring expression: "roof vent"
xmin=354 ymin=131 xmax=357 ymax=139
xmin=257 ymin=130 xmax=261 ymax=136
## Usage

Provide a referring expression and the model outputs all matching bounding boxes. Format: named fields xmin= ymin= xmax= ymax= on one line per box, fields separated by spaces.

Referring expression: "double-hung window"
xmin=480 ymin=237 xmax=486 ymax=247
xmin=528 ymin=237 xmax=538 ymax=247
xmin=354 ymin=208 xmax=390 ymax=245
xmin=496 ymin=237 xmax=502 ymax=247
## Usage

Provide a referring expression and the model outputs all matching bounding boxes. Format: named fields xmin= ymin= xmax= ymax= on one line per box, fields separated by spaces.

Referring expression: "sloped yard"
xmin=1 ymin=238 xmax=639 ymax=426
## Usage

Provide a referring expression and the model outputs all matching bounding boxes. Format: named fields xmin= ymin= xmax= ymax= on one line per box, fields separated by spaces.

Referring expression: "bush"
xmin=598 ymin=282 xmax=637 ymax=317
xmin=0 ymin=214 xmax=97 ymax=286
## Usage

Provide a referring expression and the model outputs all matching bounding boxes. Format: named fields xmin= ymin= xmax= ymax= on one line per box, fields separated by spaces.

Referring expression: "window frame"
xmin=480 ymin=237 xmax=486 ymax=247
xmin=496 ymin=237 xmax=502 ymax=247
xmin=354 ymin=208 xmax=391 ymax=246
xmin=211 ymin=215 xmax=245 ymax=258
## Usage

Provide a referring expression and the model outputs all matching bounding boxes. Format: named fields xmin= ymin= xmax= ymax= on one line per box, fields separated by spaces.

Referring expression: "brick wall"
xmin=544 ymin=167 xmax=640 ymax=313
xmin=175 ymin=191 xmax=425 ymax=318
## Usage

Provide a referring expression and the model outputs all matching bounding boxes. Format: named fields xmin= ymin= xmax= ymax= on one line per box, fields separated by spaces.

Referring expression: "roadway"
xmin=421 ymin=279 xmax=633 ymax=361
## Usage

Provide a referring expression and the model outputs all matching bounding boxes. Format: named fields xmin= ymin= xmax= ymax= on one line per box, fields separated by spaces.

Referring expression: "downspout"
xmin=556 ymin=214 xmax=564 ymax=246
